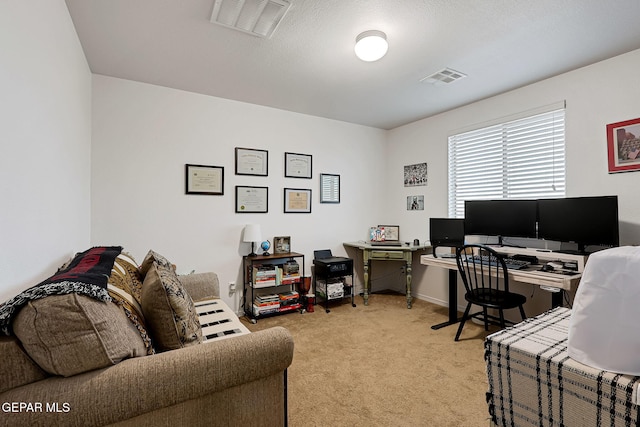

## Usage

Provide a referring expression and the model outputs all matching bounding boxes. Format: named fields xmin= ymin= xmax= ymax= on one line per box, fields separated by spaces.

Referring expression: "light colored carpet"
xmin=244 ymin=293 xmax=496 ymax=427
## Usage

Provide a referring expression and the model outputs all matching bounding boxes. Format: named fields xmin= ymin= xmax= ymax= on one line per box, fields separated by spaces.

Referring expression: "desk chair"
xmin=454 ymin=244 xmax=527 ymax=341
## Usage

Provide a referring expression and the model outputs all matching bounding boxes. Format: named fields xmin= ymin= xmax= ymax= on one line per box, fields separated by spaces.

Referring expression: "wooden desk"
xmin=420 ymin=254 xmax=582 ymax=329
xmin=343 ymin=242 xmax=431 ymax=308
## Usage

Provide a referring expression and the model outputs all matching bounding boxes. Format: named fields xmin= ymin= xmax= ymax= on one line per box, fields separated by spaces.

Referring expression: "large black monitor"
xmin=537 ymin=195 xmax=619 ymax=253
xmin=464 ymin=199 xmax=538 ymax=244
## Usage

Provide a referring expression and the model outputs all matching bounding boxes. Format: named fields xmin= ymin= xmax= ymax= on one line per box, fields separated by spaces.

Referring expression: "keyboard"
xmin=468 ymin=254 xmax=531 ymax=270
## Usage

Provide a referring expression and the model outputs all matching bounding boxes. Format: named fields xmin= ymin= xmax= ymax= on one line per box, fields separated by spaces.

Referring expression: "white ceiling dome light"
xmin=354 ymin=30 xmax=388 ymax=62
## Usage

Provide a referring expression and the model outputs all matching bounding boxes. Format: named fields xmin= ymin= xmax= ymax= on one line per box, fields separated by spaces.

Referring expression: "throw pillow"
xmin=141 ymin=259 xmax=202 ymax=352
xmin=107 ymin=252 xmax=154 ymax=354
xmin=13 ymin=294 xmax=147 ymax=377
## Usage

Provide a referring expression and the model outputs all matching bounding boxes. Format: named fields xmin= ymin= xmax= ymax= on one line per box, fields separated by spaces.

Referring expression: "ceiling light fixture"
xmin=354 ymin=30 xmax=388 ymax=62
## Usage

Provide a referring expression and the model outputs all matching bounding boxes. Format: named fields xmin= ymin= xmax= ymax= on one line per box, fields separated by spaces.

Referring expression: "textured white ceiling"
xmin=65 ymin=0 xmax=640 ymax=130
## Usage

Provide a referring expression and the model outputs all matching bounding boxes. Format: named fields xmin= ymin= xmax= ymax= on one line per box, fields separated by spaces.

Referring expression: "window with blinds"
xmin=448 ymin=108 xmax=566 ymax=218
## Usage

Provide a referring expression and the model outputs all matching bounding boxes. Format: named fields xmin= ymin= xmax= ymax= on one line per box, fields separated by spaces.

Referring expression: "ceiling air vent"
xmin=420 ymin=68 xmax=467 ymax=85
xmin=210 ymin=0 xmax=291 ymax=38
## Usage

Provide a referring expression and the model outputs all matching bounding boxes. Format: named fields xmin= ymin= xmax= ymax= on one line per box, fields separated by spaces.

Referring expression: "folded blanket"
xmin=0 ymin=246 xmax=122 ymax=335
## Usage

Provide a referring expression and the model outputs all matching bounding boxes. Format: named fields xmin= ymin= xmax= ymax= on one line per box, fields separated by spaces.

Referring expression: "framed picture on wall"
xmin=284 ymin=188 xmax=312 ymax=213
xmin=185 ymin=164 xmax=224 ymax=195
xmin=284 ymin=152 xmax=312 ymax=178
xmin=607 ymin=117 xmax=640 ymax=173
xmin=235 ymin=186 xmax=268 ymax=213
xmin=235 ymin=147 xmax=268 ymax=176
xmin=320 ymin=173 xmax=340 ymax=203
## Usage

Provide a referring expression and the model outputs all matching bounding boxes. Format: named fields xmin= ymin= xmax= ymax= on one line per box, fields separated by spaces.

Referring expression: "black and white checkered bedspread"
xmin=485 ymin=307 xmax=640 ymax=427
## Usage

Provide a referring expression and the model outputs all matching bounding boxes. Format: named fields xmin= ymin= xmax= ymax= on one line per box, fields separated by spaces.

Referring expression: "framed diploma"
xmin=320 ymin=173 xmax=340 ymax=203
xmin=284 ymin=188 xmax=311 ymax=213
xmin=284 ymin=152 xmax=312 ymax=179
xmin=235 ymin=147 xmax=268 ymax=176
xmin=235 ymin=186 xmax=268 ymax=213
xmin=185 ymin=164 xmax=224 ymax=195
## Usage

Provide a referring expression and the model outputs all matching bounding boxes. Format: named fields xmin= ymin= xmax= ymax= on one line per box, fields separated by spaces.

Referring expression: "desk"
xmin=343 ymin=242 xmax=431 ymax=308
xmin=420 ymin=254 xmax=582 ymax=329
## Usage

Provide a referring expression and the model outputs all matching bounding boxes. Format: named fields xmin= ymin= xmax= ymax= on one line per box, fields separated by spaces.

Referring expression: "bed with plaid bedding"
xmin=485 ymin=307 xmax=640 ymax=427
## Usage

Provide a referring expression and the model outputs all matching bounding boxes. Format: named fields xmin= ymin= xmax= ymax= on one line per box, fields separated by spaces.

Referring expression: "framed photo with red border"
xmin=607 ymin=117 xmax=640 ymax=173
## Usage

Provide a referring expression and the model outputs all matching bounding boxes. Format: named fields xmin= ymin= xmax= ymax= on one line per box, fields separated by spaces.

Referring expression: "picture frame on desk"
xmin=274 ymin=236 xmax=291 ymax=254
xmin=607 ymin=117 xmax=640 ymax=173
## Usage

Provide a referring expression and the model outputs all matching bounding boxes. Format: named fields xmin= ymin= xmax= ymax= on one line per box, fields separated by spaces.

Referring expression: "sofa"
xmin=0 ymin=247 xmax=294 ymax=426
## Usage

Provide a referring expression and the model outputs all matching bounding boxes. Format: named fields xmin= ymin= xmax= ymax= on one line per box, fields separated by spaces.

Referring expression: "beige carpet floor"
xmin=244 ymin=293 xmax=496 ymax=427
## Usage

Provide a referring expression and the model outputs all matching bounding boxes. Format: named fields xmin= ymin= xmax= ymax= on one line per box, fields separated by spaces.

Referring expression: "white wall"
xmin=387 ymin=48 xmax=640 ymax=316
xmin=0 ymin=0 xmax=92 ymax=303
xmin=91 ymin=75 xmax=386 ymax=311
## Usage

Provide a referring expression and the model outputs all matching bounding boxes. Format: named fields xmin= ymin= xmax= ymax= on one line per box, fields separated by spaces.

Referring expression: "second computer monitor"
xmin=464 ymin=199 xmax=538 ymax=243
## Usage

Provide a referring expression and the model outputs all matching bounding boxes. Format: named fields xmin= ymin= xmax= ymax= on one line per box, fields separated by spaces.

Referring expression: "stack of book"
xmin=278 ymin=291 xmax=301 ymax=312
xmin=252 ymin=265 xmax=277 ymax=288
xmin=253 ymin=294 xmax=280 ymax=316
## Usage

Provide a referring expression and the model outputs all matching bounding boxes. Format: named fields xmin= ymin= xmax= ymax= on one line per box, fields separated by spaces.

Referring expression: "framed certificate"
xmin=235 ymin=186 xmax=268 ymax=213
xmin=284 ymin=188 xmax=311 ymax=213
xmin=235 ymin=147 xmax=268 ymax=176
xmin=185 ymin=164 xmax=224 ymax=195
xmin=284 ymin=152 xmax=312 ymax=179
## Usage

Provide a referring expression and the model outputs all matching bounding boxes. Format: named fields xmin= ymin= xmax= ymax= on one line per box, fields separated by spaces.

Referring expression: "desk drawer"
xmin=370 ymin=250 xmax=405 ymax=260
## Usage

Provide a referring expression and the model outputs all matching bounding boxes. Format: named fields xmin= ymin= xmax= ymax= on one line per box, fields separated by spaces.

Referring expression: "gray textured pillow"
xmin=13 ymin=294 xmax=147 ymax=377
xmin=141 ymin=261 xmax=202 ymax=352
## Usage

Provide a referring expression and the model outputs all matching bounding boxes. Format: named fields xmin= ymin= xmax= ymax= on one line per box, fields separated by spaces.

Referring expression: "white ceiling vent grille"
xmin=420 ymin=68 xmax=467 ymax=85
xmin=210 ymin=0 xmax=291 ymax=38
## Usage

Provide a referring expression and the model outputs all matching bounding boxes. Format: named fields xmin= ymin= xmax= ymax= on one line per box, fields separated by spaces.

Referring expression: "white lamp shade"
xmin=243 ymin=224 xmax=262 ymax=243
xmin=355 ymin=30 xmax=388 ymax=62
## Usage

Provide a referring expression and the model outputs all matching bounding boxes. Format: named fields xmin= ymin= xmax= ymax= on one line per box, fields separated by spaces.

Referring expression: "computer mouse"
xmin=541 ymin=264 xmax=555 ymax=272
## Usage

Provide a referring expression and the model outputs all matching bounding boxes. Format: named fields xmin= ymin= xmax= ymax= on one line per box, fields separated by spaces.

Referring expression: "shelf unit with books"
xmin=242 ymin=252 xmax=305 ymax=323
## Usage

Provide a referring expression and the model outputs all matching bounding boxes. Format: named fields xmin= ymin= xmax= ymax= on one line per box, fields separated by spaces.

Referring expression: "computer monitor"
xmin=537 ymin=195 xmax=619 ymax=253
xmin=430 ymin=218 xmax=465 ymax=258
xmin=430 ymin=218 xmax=465 ymax=246
xmin=464 ymin=199 xmax=538 ymax=244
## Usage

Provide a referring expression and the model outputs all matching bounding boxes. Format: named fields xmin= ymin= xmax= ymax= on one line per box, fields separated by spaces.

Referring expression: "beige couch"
xmin=1 ymin=265 xmax=294 ymax=426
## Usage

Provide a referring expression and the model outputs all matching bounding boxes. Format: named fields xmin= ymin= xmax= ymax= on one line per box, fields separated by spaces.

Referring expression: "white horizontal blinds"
xmin=448 ymin=108 xmax=566 ymax=218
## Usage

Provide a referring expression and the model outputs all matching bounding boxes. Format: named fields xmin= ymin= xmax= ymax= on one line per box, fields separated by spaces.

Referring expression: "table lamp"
xmin=243 ymin=224 xmax=262 ymax=257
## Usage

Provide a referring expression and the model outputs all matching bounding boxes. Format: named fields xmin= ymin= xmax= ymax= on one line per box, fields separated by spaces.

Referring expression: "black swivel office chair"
xmin=454 ymin=244 xmax=527 ymax=341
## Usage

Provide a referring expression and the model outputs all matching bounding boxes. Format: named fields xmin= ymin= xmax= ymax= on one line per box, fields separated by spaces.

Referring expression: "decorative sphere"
xmin=261 ymin=240 xmax=271 ymax=251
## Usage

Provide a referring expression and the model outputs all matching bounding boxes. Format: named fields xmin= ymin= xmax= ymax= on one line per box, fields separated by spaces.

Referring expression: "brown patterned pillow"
xmin=107 ymin=252 xmax=154 ymax=354
xmin=141 ymin=256 xmax=202 ymax=352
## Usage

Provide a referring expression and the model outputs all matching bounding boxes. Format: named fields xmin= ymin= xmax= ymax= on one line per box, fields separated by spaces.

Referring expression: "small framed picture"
xmin=235 ymin=147 xmax=268 ymax=176
xmin=185 ymin=164 xmax=224 ymax=195
xmin=407 ymin=195 xmax=424 ymax=210
xmin=284 ymin=188 xmax=312 ymax=213
xmin=404 ymin=162 xmax=428 ymax=187
xmin=235 ymin=186 xmax=268 ymax=213
xmin=284 ymin=152 xmax=312 ymax=178
xmin=274 ymin=236 xmax=291 ymax=254
xmin=320 ymin=173 xmax=340 ymax=203
xmin=607 ymin=117 xmax=640 ymax=173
